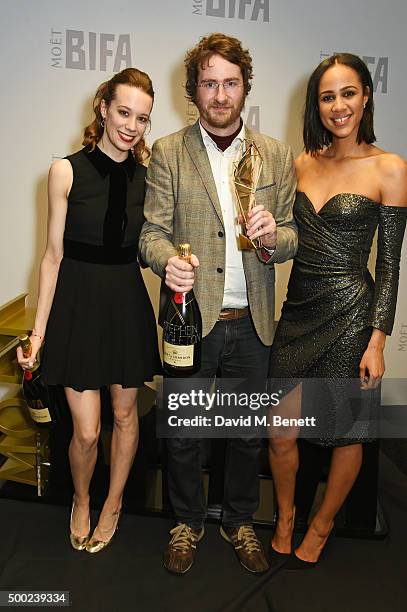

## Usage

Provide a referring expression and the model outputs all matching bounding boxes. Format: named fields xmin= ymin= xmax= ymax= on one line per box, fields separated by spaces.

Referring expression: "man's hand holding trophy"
xmin=233 ymin=140 xmax=277 ymax=252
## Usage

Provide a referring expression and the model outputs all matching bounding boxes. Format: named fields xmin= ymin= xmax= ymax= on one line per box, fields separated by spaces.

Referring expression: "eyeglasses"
xmin=198 ymin=80 xmax=243 ymax=91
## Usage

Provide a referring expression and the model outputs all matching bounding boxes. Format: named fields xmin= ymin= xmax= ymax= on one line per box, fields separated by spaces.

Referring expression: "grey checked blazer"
xmin=139 ymin=121 xmax=297 ymax=346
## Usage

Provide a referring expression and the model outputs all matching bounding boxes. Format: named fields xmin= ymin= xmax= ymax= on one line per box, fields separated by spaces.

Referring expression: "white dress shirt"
xmin=199 ymin=121 xmax=248 ymax=309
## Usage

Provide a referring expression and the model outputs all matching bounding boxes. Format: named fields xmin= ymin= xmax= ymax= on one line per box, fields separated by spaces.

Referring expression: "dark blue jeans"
xmin=166 ymin=314 xmax=270 ymax=529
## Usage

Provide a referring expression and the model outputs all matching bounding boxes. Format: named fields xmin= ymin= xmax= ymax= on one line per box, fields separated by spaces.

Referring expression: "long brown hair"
xmin=83 ymin=67 xmax=154 ymax=163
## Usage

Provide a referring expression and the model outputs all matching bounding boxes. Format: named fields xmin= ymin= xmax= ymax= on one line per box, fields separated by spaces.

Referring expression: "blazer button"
xmin=217 ymin=267 xmax=223 ymax=273
xmin=218 ymin=231 xmax=224 ymax=238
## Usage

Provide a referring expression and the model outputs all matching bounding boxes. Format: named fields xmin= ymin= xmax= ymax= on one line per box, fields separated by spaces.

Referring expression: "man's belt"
xmin=218 ymin=307 xmax=249 ymax=321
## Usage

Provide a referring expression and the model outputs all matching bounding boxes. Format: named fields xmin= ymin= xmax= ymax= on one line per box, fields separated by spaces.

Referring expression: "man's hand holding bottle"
xmin=165 ymin=254 xmax=200 ymax=293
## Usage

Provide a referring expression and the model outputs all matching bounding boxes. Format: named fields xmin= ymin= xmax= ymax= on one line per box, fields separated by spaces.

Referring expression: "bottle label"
xmin=163 ymin=341 xmax=194 ymax=367
xmin=28 ymin=404 xmax=52 ymax=423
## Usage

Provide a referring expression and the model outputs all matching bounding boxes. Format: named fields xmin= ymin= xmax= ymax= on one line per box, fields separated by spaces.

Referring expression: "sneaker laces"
xmin=169 ymin=524 xmax=198 ymax=553
xmin=236 ymin=525 xmax=262 ymax=554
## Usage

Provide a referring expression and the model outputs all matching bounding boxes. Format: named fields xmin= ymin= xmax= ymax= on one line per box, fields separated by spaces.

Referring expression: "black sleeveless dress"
xmin=269 ymin=192 xmax=407 ymax=446
xmin=42 ymin=146 xmax=162 ymax=391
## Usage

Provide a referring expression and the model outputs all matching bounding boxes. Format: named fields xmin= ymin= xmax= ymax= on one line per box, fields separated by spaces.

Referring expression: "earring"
xmin=363 ymin=103 xmax=366 ymax=109
xmin=101 ymin=119 xmax=105 ymax=127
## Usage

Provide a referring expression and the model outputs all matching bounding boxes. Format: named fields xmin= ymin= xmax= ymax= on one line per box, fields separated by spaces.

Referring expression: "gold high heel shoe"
xmin=85 ymin=510 xmax=121 ymax=554
xmin=69 ymin=497 xmax=90 ymax=551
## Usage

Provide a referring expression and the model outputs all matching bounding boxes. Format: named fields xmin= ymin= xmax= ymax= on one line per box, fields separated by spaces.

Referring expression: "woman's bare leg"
xmin=65 ymin=387 xmax=101 ymax=537
xmin=268 ymin=384 xmax=301 ymax=553
xmin=91 ymin=385 xmax=139 ymax=541
xmin=295 ymin=443 xmax=363 ymax=562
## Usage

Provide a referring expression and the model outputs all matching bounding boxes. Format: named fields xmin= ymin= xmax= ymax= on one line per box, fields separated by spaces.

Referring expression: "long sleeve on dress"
xmin=371 ymin=205 xmax=407 ymax=335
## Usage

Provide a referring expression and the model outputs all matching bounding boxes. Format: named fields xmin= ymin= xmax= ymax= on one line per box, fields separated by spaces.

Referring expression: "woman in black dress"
xmin=17 ymin=68 xmax=162 ymax=553
xmin=268 ymin=54 xmax=407 ymax=567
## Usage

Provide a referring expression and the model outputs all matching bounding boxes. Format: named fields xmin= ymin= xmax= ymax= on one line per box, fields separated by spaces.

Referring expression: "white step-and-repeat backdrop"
xmin=1 ymin=0 xmax=406 ymax=399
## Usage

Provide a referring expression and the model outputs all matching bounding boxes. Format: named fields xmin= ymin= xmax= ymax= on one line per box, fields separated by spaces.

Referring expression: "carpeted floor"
xmin=0 ymin=452 xmax=406 ymax=612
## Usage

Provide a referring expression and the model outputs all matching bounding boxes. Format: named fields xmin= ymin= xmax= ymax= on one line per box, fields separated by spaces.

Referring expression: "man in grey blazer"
xmin=140 ymin=33 xmax=297 ymax=575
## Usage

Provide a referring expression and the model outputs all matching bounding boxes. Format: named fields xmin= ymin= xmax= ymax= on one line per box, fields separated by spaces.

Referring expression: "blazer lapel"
xmin=183 ymin=122 xmax=224 ymax=226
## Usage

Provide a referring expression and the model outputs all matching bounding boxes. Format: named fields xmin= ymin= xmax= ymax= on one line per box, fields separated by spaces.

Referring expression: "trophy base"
xmin=238 ymin=234 xmax=261 ymax=251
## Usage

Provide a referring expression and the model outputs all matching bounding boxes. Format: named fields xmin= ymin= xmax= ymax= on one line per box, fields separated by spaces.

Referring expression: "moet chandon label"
xmin=163 ymin=341 xmax=194 ymax=367
xmin=28 ymin=400 xmax=52 ymax=423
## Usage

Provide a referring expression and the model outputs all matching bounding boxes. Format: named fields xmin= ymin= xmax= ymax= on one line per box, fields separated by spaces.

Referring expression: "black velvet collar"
xmin=83 ymin=144 xmax=136 ymax=180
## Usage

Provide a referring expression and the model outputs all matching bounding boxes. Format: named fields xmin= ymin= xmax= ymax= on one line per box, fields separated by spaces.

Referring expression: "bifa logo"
xmin=320 ymin=52 xmax=389 ymax=93
xmin=192 ymin=0 xmax=270 ymax=22
xmin=187 ymin=101 xmax=261 ymax=132
xmin=50 ymin=29 xmax=133 ymax=71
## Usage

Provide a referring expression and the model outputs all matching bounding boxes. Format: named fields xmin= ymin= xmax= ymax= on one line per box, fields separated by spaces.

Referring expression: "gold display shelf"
xmin=0 ymin=294 xmax=35 ymax=336
xmin=0 ymin=335 xmax=21 ymax=383
xmin=0 ymin=398 xmax=36 ymax=438
xmin=0 ymin=457 xmax=37 ymax=487
xmin=0 ymin=294 xmax=49 ymax=494
xmin=1 ymin=451 xmax=36 ymax=470
xmin=0 ymin=433 xmax=38 ymax=454
xmin=0 ymin=335 xmax=19 ymax=351
xmin=0 ymin=294 xmax=35 ymax=384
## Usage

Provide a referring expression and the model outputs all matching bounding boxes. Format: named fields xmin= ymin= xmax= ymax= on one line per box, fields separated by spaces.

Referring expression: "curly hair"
xmin=303 ymin=53 xmax=375 ymax=155
xmin=83 ymin=67 xmax=154 ymax=163
xmin=185 ymin=33 xmax=253 ymax=104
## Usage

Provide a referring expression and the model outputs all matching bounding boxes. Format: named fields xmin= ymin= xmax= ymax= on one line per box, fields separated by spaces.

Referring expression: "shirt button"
xmin=217 ymin=267 xmax=223 ymax=273
xmin=218 ymin=231 xmax=224 ymax=237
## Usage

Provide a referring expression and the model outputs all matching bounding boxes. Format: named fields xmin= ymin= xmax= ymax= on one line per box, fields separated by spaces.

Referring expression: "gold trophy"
xmin=233 ymin=140 xmax=263 ymax=250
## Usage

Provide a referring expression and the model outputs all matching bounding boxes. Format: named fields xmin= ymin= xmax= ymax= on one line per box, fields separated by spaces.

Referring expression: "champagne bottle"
xmin=19 ymin=334 xmax=52 ymax=427
xmin=163 ymin=243 xmax=202 ymax=376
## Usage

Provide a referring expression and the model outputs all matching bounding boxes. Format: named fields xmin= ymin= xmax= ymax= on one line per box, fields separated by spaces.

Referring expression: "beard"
xmin=197 ymin=95 xmax=245 ymax=131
